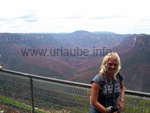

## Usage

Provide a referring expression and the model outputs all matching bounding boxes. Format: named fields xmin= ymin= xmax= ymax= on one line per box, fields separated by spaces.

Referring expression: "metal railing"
xmin=0 ymin=69 xmax=150 ymax=113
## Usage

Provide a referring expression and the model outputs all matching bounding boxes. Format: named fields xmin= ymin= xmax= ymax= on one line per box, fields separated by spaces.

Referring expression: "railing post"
xmin=30 ymin=77 xmax=35 ymax=113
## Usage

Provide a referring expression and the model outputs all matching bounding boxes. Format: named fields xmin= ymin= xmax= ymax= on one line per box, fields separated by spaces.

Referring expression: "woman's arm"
xmin=118 ymin=80 xmax=125 ymax=112
xmin=91 ymin=82 xmax=107 ymax=113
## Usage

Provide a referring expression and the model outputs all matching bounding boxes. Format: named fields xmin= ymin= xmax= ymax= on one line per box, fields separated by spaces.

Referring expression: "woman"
xmin=90 ymin=52 xmax=125 ymax=113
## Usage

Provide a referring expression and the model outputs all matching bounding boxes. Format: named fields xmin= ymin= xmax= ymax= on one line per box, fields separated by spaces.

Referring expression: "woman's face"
xmin=106 ymin=57 xmax=118 ymax=75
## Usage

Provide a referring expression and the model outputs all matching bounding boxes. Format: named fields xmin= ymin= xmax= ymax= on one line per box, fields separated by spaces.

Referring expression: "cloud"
xmin=90 ymin=15 xmax=127 ymax=20
xmin=65 ymin=16 xmax=85 ymax=19
xmin=0 ymin=18 xmax=12 ymax=26
xmin=0 ymin=0 xmax=150 ymax=34
xmin=140 ymin=18 xmax=150 ymax=24
xmin=24 ymin=19 xmax=37 ymax=22
xmin=0 ymin=18 xmax=6 ymax=21
xmin=0 ymin=11 xmax=37 ymax=24
xmin=17 ymin=13 xmax=38 ymax=22
xmin=22 ymin=17 xmax=37 ymax=22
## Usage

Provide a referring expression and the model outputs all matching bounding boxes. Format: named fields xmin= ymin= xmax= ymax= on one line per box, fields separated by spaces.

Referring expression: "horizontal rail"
xmin=0 ymin=69 xmax=91 ymax=88
xmin=125 ymin=89 xmax=150 ymax=98
xmin=0 ymin=69 xmax=150 ymax=98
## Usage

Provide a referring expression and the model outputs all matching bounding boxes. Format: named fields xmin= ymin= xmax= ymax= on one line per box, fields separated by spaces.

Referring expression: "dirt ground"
xmin=0 ymin=106 xmax=20 ymax=113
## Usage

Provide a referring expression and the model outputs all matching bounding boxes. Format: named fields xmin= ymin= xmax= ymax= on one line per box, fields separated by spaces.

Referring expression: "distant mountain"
xmin=1 ymin=32 xmax=149 ymax=92
xmin=0 ymin=31 xmax=126 ymax=79
xmin=0 ymin=33 xmax=76 ymax=79
xmin=0 ymin=33 xmax=62 ymax=48
xmin=92 ymin=31 xmax=116 ymax=34
xmin=71 ymin=30 xmax=116 ymax=34
xmin=52 ymin=30 xmax=127 ymax=49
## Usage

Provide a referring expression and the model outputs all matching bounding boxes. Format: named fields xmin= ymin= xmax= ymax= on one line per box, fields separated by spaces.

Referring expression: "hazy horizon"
xmin=0 ymin=0 xmax=150 ymax=34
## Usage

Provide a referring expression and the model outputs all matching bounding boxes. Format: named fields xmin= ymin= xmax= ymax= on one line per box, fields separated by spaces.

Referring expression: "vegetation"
xmin=0 ymin=96 xmax=42 ymax=113
xmin=0 ymin=72 xmax=150 ymax=113
xmin=123 ymin=95 xmax=150 ymax=113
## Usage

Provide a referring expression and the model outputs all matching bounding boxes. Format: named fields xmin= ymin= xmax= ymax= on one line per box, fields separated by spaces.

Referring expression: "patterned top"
xmin=90 ymin=73 xmax=123 ymax=113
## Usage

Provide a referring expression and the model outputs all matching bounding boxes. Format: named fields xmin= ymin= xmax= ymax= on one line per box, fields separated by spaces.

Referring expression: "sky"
xmin=0 ymin=0 xmax=150 ymax=34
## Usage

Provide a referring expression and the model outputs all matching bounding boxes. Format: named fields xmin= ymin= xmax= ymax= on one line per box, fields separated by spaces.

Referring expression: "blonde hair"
xmin=99 ymin=52 xmax=121 ymax=80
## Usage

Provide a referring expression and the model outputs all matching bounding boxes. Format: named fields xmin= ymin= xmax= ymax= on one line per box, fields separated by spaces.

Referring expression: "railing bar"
xmin=1 ymin=69 xmax=91 ymax=88
xmin=34 ymin=91 xmax=89 ymax=101
xmin=30 ymin=77 xmax=35 ymax=113
xmin=34 ymin=85 xmax=91 ymax=97
xmin=0 ymin=73 xmax=29 ymax=81
xmin=0 ymin=91 xmax=31 ymax=99
xmin=125 ymin=95 xmax=150 ymax=100
xmin=0 ymin=69 xmax=150 ymax=112
xmin=0 ymin=89 xmax=31 ymax=96
xmin=33 ymin=80 xmax=90 ymax=90
xmin=124 ymin=104 xmax=150 ymax=109
xmin=0 ymin=78 xmax=30 ymax=86
xmin=34 ymin=89 xmax=90 ymax=100
xmin=34 ymin=86 xmax=90 ymax=97
xmin=0 ymin=92 xmax=32 ymax=102
xmin=1 ymin=69 xmax=150 ymax=97
xmin=0 ymin=86 xmax=31 ymax=94
xmin=34 ymin=93 xmax=90 ymax=106
xmin=125 ymin=90 xmax=150 ymax=98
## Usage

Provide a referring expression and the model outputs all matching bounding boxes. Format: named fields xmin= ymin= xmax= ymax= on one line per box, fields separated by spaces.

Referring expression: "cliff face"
xmin=120 ymin=35 xmax=150 ymax=92
xmin=133 ymin=34 xmax=150 ymax=52
xmin=112 ymin=34 xmax=137 ymax=53
xmin=0 ymin=33 xmax=63 ymax=48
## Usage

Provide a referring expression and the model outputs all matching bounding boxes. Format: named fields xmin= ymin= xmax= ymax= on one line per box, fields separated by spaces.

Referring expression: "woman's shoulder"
xmin=117 ymin=72 xmax=124 ymax=81
xmin=91 ymin=75 xmax=101 ymax=85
